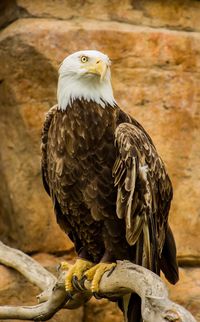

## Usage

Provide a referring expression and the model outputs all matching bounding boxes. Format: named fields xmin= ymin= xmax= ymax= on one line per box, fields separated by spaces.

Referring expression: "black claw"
xmin=93 ymin=292 xmax=104 ymax=300
xmin=79 ymin=275 xmax=87 ymax=291
xmin=66 ymin=291 xmax=74 ymax=300
xmin=107 ymin=266 xmax=116 ymax=277
xmin=72 ymin=275 xmax=83 ymax=291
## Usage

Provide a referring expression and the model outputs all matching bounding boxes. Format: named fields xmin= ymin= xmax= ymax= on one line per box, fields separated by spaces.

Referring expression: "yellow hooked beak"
xmin=86 ymin=58 xmax=108 ymax=81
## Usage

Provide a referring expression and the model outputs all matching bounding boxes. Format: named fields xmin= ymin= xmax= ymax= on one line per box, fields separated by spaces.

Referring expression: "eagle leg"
xmin=61 ymin=258 xmax=94 ymax=292
xmin=83 ymin=262 xmax=116 ymax=293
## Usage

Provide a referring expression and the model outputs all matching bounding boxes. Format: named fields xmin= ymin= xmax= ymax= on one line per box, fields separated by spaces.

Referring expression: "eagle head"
xmin=57 ymin=50 xmax=116 ymax=110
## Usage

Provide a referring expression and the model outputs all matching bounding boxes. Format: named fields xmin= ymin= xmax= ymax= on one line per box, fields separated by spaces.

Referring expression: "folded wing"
xmin=113 ymin=122 xmax=176 ymax=278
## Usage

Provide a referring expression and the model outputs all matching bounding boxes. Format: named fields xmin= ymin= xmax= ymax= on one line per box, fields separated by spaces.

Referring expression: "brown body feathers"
xmin=41 ymin=100 xmax=179 ymax=284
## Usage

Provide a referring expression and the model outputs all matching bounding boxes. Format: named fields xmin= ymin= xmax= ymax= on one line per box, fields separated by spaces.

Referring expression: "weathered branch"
xmin=0 ymin=241 xmax=196 ymax=322
xmin=0 ymin=271 xmax=90 ymax=320
xmin=0 ymin=241 xmax=56 ymax=290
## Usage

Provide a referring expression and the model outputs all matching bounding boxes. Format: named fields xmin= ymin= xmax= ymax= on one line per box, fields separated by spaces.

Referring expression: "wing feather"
xmin=113 ymin=122 xmax=173 ymax=271
xmin=41 ymin=105 xmax=72 ymax=235
xmin=41 ymin=105 xmax=58 ymax=197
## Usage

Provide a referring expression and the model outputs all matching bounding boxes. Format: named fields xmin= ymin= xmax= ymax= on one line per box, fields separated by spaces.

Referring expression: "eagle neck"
xmin=57 ymin=75 xmax=116 ymax=111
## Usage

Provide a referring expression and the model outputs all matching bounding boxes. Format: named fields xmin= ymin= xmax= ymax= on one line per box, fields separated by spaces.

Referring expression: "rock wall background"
xmin=0 ymin=0 xmax=199 ymax=321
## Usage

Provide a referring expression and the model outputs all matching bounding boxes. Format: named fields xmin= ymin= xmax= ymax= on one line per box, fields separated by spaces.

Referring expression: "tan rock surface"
xmin=17 ymin=0 xmax=200 ymax=32
xmin=0 ymin=17 xmax=199 ymax=260
xmin=0 ymin=21 xmax=72 ymax=252
xmin=84 ymin=297 xmax=123 ymax=322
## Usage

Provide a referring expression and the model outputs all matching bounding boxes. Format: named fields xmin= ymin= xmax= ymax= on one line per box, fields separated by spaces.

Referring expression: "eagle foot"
xmin=84 ymin=262 xmax=116 ymax=293
xmin=61 ymin=259 xmax=94 ymax=292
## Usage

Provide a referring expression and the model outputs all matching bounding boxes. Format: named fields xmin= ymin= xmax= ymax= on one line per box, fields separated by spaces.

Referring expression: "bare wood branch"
xmin=0 ymin=276 xmax=67 ymax=320
xmin=0 ymin=241 xmax=56 ymax=290
xmin=0 ymin=241 xmax=196 ymax=322
xmin=0 ymin=268 xmax=91 ymax=320
xmin=88 ymin=261 xmax=197 ymax=322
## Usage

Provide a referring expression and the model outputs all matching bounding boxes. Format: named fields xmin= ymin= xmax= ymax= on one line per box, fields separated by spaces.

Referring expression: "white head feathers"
xmin=57 ymin=50 xmax=116 ymax=110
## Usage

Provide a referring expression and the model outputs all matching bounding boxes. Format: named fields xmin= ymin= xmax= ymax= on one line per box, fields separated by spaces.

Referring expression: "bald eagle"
xmin=41 ymin=50 xmax=179 ymax=322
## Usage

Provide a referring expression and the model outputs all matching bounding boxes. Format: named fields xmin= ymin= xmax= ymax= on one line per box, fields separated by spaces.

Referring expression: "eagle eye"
xmin=81 ymin=56 xmax=88 ymax=63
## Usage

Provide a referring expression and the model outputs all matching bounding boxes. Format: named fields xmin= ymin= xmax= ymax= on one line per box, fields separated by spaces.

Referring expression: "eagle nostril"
xmin=96 ymin=60 xmax=100 ymax=64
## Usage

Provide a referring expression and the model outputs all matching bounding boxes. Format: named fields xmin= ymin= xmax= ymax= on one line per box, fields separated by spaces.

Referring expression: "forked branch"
xmin=0 ymin=241 xmax=196 ymax=322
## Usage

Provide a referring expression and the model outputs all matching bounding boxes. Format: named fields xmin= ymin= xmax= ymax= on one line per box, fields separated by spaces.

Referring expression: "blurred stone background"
xmin=0 ymin=0 xmax=199 ymax=321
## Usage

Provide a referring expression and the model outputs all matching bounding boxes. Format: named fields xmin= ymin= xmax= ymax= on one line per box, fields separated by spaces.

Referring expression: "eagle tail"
xmin=160 ymin=225 xmax=179 ymax=285
xmin=119 ymin=248 xmax=143 ymax=321
xmin=121 ymin=224 xmax=155 ymax=322
xmin=122 ymin=293 xmax=142 ymax=322
xmin=119 ymin=226 xmax=178 ymax=322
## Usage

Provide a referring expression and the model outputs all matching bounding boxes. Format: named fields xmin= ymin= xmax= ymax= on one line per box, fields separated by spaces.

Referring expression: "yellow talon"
xmin=84 ymin=262 xmax=116 ymax=293
xmin=60 ymin=261 xmax=72 ymax=270
xmin=61 ymin=259 xmax=94 ymax=292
